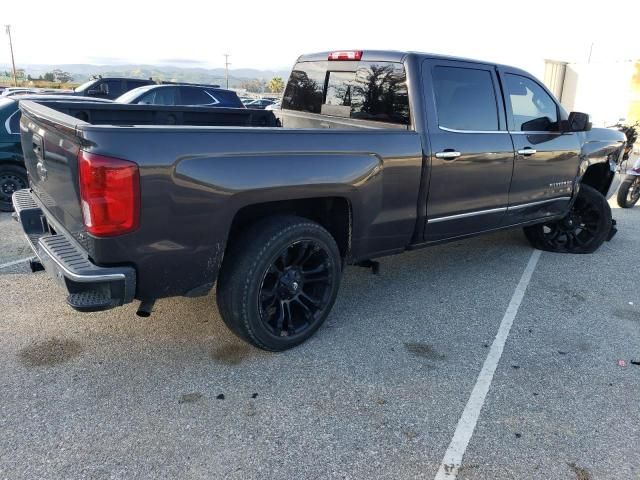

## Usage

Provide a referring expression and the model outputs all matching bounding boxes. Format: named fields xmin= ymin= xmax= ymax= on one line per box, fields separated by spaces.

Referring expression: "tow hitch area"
xmin=29 ymin=257 xmax=44 ymax=272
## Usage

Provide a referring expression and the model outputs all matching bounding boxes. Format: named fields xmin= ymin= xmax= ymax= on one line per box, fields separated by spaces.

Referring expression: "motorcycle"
xmin=615 ymin=122 xmax=639 ymax=208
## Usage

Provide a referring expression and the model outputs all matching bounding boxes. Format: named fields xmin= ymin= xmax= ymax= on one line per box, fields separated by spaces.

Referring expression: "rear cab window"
xmin=282 ymin=60 xmax=410 ymax=126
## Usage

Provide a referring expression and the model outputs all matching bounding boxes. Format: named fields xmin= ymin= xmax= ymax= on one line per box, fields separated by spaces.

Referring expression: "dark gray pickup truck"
xmin=13 ymin=50 xmax=626 ymax=351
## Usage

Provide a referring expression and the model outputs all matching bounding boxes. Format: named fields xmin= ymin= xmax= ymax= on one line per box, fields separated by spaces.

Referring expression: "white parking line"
xmin=434 ymin=249 xmax=542 ymax=479
xmin=0 ymin=257 xmax=31 ymax=270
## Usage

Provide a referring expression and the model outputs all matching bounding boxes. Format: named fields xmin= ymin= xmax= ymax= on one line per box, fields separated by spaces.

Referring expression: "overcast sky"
xmin=3 ymin=0 xmax=640 ymax=75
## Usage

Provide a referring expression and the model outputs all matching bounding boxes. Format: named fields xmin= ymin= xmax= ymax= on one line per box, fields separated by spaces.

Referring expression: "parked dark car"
xmin=1 ymin=88 xmax=65 ymax=97
xmin=0 ymin=95 xmax=112 ymax=211
xmin=13 ymin=50 xmax=626 ymax=351
xmin=244 ymin=98 xmax=275 ymax=109
xmin=115 ymin=84 xmax=244 ymax=108
xmin=73 ymin=77 xmax=155 ymax=99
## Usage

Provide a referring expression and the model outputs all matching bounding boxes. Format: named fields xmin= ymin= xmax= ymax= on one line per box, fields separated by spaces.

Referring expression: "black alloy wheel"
xmin=258 ymin=240 xmax=335 ymax=338
xmin=0 ymin=164 xmax=28 ymax=212
xmin=217 ymin=216 xmax=342 ymax=351
xmin=523 ymin=184 xmax=612 ymax=254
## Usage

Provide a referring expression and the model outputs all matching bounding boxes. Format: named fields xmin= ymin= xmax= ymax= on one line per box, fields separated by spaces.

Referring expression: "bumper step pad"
xmin=67 ymin=291 xmax=114 ymax=312
xmin=12 ymin=189 xmax=136 ymax=312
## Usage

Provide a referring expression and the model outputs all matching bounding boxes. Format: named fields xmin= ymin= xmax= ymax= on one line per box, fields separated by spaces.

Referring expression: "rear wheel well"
xmin=581 ymin=162 xmax=613 ymax=196
xmin=0 ymin=158 xmax=25 ymax=167
xmin=226 ymin=197 xmax=351 ymax=258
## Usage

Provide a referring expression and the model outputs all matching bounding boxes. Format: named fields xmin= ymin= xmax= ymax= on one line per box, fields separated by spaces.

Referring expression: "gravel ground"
xmin=0 ymin=203 xmax=638 ymax=480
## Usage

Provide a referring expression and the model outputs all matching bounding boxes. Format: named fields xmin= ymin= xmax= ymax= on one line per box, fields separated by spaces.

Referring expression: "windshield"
xmin=74 ymin=79 xmax=97 ymax=93
xmin=114 ymin=86 xmax=155 ymax=104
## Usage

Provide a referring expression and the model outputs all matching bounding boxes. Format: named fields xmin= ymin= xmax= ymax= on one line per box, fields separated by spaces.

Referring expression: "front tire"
xmin=616 ymin=175 xmax=640 ymax=208
xmin=523 ymin=184 xmax=612 ymax=254
xmin=217 ymin=216 xmax=342 ymax=351
xmin=0 ymin=164 xmax=28 ymax=212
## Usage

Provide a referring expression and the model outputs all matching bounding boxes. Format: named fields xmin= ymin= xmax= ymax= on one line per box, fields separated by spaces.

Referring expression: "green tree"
xmin=267 ymin=76 xmax=284 ymax=93
xmin=43 ymin=72 xmax=55 ymax=82
xmin=239 ymin=79 xmax=265 ymax=93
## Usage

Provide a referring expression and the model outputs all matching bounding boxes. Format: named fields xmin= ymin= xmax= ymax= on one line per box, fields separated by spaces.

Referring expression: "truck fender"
xmin=174 ymin=151 xmax=384 ymax=249
xmin=576 ymin=129 xmax=626 ymax=198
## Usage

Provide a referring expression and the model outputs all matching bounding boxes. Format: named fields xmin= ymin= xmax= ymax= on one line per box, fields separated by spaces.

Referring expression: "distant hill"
xmin=0 ymin=63 xmax=291 ymax=88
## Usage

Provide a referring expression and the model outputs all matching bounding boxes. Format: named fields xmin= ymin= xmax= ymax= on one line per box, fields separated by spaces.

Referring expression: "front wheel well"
xmin=581 ymin=162 xmax=613 ymax=196
xmin=226 ymin=197 xmax=352 ymax=258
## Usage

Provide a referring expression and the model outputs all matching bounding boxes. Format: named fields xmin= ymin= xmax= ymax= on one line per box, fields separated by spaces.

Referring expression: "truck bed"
xmin=18 ymin=99 xmax=423 ymax=300
xmin=24 ymin=100 xmax=279 ymax=127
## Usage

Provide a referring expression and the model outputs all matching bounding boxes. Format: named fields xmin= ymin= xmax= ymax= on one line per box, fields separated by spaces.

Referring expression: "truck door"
xmin=498 ymin=69 xmax=581 ymax=224
xmin=422 ymin=60 xmax=515 ymax=241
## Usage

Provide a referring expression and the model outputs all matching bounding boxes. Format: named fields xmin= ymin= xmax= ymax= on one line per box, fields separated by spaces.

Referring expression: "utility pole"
xmin=5 ymin=25 xmax=18 ymax=86
xmin=224 ymin=54 xmax=230 ymax=89
xmin=587 ymin=42 xmax=594 ymax=64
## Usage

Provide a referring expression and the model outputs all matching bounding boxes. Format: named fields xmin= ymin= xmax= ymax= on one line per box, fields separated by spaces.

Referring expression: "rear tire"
xmin=523 ymin=184 xmax=612 ymax=254
xmin=217 ymin=216 xmax=342 ymax=351
xmin=616 ymin=175 xmax=640 ymax=208
xmin=0 ymin=164 xmax=28 ymax=212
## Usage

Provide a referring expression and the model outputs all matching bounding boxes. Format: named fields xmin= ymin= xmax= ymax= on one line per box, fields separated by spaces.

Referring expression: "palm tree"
xmin=268 ymin=77 xmax=285 ymax=93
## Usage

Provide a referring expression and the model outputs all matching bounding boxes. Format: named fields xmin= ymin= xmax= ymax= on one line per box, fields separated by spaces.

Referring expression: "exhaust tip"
xmin=136 ymin=300 xmax=155 ymax=317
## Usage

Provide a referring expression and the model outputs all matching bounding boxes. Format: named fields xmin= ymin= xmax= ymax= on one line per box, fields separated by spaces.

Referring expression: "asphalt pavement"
xmin=0 ymin=203 xmax=638 ymax=480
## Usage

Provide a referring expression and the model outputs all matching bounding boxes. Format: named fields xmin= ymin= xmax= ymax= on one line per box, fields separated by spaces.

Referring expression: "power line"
xmin=224 ymin=54 xmax=230 ymax=89
xmin=5 ymin=25 xmax=17 ymax=86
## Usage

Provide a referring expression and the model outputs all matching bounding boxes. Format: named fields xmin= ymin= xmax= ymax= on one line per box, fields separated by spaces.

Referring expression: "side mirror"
xmin=566 ymin=112 xmax=591 ymax=132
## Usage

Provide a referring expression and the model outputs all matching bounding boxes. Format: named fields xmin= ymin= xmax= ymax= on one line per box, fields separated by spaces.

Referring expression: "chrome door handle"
xmin=517 ymin=148 xmax=537 ymax=156
xmin=435 ymin=150 xmax=461 ymax=160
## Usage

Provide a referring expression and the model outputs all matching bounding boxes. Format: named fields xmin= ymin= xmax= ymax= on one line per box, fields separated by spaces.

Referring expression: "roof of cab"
xmin=295 ymin=50 xmax=531 ymax=76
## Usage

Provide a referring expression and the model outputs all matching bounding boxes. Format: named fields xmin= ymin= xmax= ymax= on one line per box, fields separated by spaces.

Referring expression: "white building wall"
xmin=543 ymin=60 xmax=567 ymax=100
xmin=558 ymin=61 xmax=634 ymax=127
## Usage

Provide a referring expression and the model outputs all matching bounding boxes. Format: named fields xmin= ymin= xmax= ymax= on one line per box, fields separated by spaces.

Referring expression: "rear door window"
xmin=180 ymin=87 xmax=215 ymax=106
xmin=139 ymin=87 xmax=178 ymax=105
xmin=209 ymin=90 xmax=242 ymax=107
xmin=282 ymin=61 xmax=410 ymax=125
xmin=104 ymin=80 xmax=124 ymax=97
xmin=431 ymin=66 xmax=499 ymax=131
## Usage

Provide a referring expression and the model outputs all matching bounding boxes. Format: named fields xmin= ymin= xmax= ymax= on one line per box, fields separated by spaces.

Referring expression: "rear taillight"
xmin=78 ymin=150 xmax=140 ymax=237
xmin=328 ymin=50 xmax=363 ymax=61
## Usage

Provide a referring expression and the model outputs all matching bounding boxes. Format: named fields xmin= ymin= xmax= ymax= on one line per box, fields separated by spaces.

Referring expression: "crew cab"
xmin=13 ymin=50 xmax=626 ymax=351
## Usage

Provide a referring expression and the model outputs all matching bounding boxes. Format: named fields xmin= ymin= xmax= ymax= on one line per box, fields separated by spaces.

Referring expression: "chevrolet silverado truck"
xmin=12 ymin=50 xmax=626 ymax=351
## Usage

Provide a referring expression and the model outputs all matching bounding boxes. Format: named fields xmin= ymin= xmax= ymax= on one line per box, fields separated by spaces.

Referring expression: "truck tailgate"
xmin=19 ymin=101 xmax=86 ymax=235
